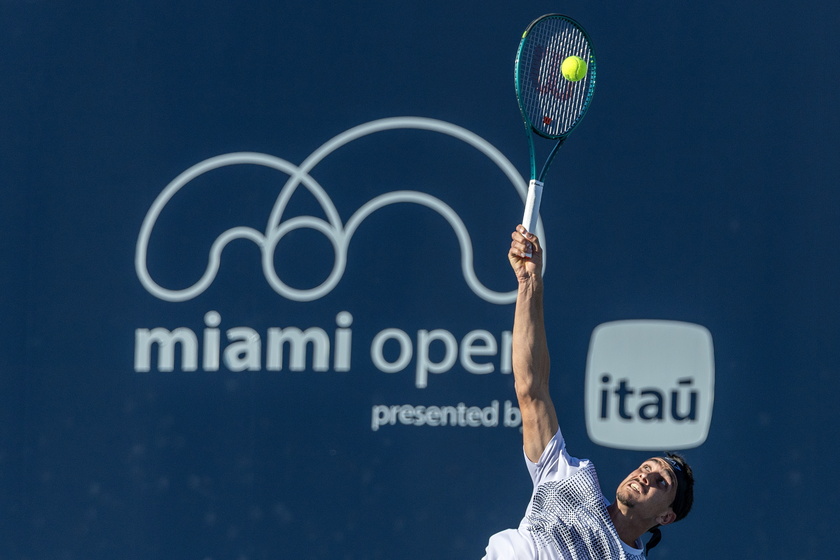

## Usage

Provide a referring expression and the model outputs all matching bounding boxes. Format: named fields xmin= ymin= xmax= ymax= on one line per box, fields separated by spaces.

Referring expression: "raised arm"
xmin=508 ymin=225 xmax=559 ymax=462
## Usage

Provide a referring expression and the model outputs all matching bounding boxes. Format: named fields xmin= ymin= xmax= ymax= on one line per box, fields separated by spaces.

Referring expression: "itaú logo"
xmin=135 ymin=117 xmax=541 ymax=305
xmin=584 ymin=320 xmax=715 ymax=451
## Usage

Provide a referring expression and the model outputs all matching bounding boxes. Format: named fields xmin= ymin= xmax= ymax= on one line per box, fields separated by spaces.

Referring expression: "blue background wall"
xmin=2 ymin=1 xmax=839 ymax=558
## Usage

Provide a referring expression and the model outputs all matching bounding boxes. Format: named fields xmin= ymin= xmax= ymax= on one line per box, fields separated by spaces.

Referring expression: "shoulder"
xmin=526 ymin=429 xmax=589 ymax=484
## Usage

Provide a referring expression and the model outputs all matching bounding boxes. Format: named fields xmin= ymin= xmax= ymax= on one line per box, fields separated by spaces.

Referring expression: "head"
xmin=615 ymin=453 xmax=694 ymax=553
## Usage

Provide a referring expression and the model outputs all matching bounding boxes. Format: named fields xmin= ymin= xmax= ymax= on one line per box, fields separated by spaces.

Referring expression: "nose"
xmin=639 ymin=472 xmax=660 ymax=487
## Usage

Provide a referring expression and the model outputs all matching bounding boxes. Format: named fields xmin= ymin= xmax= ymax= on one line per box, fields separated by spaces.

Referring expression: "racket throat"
xmin=538 ymin=136 xmax=567 ymax=181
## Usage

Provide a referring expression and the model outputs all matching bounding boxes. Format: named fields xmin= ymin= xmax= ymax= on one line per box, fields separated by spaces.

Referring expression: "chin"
xmin=615 ymin=492 xmax=635 ymax=508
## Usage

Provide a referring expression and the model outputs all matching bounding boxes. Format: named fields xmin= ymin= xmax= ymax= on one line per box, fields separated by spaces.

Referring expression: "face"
xmin=615 ymin=458 xmax=678 ymax=524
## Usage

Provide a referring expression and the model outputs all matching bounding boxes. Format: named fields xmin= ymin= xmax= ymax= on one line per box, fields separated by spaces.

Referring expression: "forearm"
xmin=513 ymin=275 xmax=558 ymax=462
xmin=512 ymin=277 xmax=549 ymax=392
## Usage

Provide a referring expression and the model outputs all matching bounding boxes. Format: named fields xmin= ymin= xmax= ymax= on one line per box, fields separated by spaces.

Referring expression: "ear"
xmin=656 ymin=509 xmax=677 ymax=527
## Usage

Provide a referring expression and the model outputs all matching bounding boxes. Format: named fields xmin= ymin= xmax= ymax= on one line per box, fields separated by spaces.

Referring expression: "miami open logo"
xmin=135 ymin=116 xmax=542 ymax=305
xmin=132 ymin=117 xmax=527 ymax=398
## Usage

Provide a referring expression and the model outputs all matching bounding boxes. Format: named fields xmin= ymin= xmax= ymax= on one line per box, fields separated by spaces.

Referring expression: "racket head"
xmin=515 ymin=14 xmax=596 ymax=140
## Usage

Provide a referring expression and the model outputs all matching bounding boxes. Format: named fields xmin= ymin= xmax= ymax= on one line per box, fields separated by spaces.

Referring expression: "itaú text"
xmin=133 ymin=310 xmax=513 ymax=388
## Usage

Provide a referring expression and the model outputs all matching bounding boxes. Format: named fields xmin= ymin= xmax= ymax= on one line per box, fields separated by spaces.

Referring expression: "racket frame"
xmin=514 ymin=14 xmax=596 ymax=242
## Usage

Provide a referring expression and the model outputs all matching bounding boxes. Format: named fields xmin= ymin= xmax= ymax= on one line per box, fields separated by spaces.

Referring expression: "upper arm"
xmin=517 ymin=383 xmax=559 ymax=463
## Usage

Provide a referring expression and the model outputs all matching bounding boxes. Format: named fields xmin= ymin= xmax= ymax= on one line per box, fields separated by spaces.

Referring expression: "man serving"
xmin=482 ymin=226 xmax=694 ymax=559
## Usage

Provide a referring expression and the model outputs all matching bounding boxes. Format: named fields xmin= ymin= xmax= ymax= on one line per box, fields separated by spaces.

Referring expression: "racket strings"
xmin=517 ymin=18 xmax=594 ymax=138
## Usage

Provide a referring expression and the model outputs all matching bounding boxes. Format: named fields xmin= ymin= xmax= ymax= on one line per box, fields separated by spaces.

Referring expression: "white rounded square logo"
xmin=585 ymin=320 xmax=715 ymax=450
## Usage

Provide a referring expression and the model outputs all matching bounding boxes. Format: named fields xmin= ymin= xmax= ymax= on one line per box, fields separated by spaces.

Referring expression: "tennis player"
xmin=482 ymin=225 xmax=694 ymax=559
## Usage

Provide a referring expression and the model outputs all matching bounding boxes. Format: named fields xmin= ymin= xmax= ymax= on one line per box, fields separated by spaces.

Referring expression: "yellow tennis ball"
xmin=561 ymin=55 xmax=588 ymax=82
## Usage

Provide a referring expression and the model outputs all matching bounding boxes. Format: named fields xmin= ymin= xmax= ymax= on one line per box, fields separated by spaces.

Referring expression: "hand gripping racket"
xmin=515 ymin=14 xmax=596 ymax=253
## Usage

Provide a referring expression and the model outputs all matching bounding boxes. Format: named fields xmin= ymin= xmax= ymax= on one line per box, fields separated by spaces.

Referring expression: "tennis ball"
xmin=561 ymin=55 xmax=588 ymax=82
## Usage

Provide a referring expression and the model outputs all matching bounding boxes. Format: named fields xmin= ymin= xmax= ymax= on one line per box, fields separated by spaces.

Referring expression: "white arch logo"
xmin=135 ymin=117 xmax=543 ymax=304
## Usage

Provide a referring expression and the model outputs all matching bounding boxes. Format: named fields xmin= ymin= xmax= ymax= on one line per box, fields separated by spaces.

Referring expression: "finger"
xmin=511 ymin=228 xmax=532 ymax=247
xmin=510 ymin=236 xmax=528 ymax=252
xmin=509 ymin=241 xmax=534 ymax=261
xmin=514 ymin=225 xmax=539 ymax=243
xmin=521 ymin=229 xmax=540 ymax=254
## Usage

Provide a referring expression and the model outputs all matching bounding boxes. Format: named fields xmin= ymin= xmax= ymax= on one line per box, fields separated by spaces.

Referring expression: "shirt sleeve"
xmin=524 ymin=428 xmax=583 ymax=487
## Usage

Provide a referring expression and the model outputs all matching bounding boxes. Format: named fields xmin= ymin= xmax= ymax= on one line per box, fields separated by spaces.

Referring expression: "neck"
xmin=607 ymin=501 xmax=647 ymax=549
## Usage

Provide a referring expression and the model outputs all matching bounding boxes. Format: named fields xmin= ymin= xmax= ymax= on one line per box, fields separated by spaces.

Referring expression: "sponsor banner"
xmin=585 ymin=320 xmax=715 ymax=450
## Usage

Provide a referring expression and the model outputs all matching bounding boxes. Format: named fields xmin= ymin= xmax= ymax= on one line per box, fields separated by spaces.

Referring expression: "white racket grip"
xmin=521 ymin=179 xmax=543 ymax=256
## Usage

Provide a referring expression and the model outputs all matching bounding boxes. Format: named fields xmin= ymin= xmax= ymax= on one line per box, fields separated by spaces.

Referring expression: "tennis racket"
xmin=515 ymin=14 xmax=596 ymax=254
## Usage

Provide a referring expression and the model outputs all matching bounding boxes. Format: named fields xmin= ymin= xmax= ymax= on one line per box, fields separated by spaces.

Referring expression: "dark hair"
xmin=644 ymin=452 xmax=695 ymax=555
xmin=665 ymin=452 xmax=694 ymax=522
